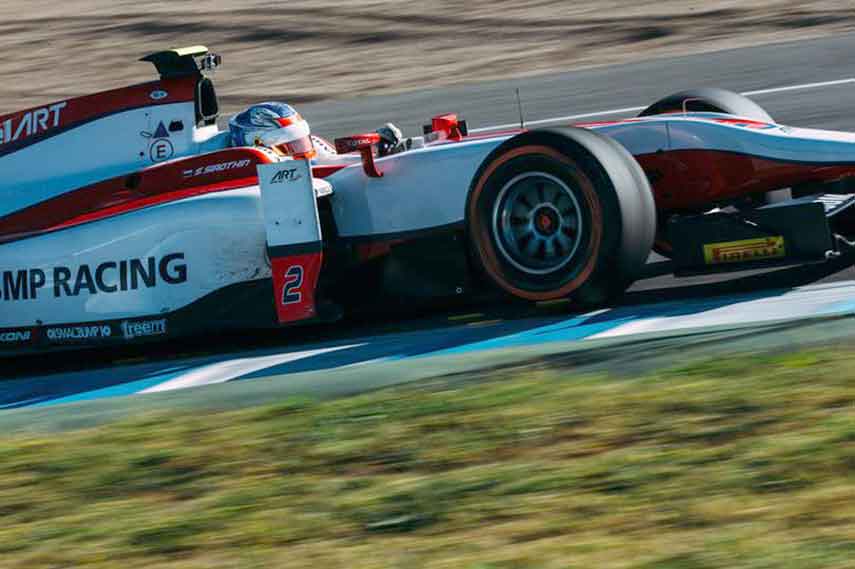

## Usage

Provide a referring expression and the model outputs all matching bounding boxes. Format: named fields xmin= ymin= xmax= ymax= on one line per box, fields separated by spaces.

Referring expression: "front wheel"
xmin=639 ymin=87 xmax=773 ymax=122
xmin=466 ymin=128 xmax=656 ymax=305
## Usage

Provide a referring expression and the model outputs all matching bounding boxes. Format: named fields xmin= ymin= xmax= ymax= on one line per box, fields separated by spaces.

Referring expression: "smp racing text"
xmin=0 ymin=253 xmax=187 ymax=301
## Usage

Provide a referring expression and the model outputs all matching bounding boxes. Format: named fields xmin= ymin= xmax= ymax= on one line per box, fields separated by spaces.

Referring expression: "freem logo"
xmin=121 ymin=319 xmax=167 ymax=340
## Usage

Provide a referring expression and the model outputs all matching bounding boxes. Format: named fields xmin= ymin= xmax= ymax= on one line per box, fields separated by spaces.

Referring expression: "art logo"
xmin=0 ymin=253 xmax=188 ymax=302
xmin=0 ymin=102 xmax=67 ymax=145
xmin=270 ymin=167 xmax=301 ymax=184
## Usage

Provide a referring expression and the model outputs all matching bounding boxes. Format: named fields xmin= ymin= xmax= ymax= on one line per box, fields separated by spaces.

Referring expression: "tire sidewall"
xmin=467 ymin=143 xmax=624 ymax=301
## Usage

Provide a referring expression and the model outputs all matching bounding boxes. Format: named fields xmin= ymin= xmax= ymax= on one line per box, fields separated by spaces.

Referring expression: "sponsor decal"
xmin=0 ymin=102 xmax=67 ymax=146
xmin=141 ymin=121 xmax=175 ymax=162
xmin=270 ymin=167 xmax=302 ymax=184
xmin=0 ymin=330 xmax=31 ymax=344
xmin=47 ymin=324 xmax=112 ymax=341
xmin=703 ymin=236 xmax=786 ymax=264
xmin=334 ymin=135 xmax=379 ymax=153
xmin=149 ymin=89 xmax=169 ymax=101
xmin=0 ymin=253 xmax=187 ymax=302
xmin=150 ymin=138 xmax=174 ymax=162
xmin=121 ymin=318 xmax=167 ymax=340
xmin=183 ymin=159 xmax=251 ymax=178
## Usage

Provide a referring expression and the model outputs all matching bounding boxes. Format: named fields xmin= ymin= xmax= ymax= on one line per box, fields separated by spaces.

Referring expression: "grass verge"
xmin=1 ymin=349 xmax=853 ymax=568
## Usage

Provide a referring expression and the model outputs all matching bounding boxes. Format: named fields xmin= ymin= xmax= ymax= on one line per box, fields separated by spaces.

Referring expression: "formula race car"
xmin=3 ymin=46 xmax=855 ymax=353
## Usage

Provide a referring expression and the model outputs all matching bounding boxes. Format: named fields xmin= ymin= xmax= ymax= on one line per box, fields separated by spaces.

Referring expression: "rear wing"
xmin=141 ymin=46 xmax=221 ymax=79
xmin=140 ymin=46 xmax=221 ymax=126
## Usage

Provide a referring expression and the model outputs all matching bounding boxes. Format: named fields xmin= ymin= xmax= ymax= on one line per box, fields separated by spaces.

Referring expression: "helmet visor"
xmin=275 ymin=135 xmax=316 ymax=158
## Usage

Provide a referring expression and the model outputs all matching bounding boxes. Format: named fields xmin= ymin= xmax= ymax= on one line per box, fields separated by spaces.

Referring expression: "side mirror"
xmin=422 ymin=113 xmax=467 ymax=141
xmin=334 ymin=133 xmax=384 ymax=178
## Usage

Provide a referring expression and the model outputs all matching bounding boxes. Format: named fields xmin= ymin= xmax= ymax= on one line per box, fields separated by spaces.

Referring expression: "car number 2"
xmin=282 ymin=265 xmax=304 ymax=305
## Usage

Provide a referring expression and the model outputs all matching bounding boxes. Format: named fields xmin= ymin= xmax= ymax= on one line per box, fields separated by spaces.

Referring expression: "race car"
xmin=2 ymin=46 xmax=855 ymax=353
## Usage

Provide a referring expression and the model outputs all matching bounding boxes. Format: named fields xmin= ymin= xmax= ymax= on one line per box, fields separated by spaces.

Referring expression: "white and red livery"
xmin=3 ymin=46 xmax=855 ymax=353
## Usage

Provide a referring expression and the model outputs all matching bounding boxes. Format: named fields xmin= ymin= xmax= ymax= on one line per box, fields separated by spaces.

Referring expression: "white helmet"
xmin=229 ymin=102 xmax=315 ymax=158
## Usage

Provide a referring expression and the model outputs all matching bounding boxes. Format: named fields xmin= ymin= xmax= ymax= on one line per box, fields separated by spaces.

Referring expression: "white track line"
xmin=469 ymin=77 xmax=855 ymax=133
xmin=140 ymin=344 xmax=360 ymax=394
xmin=742 ymin=78 xmax=855 ymax=96
xmin=588 ymin=280 xmax=855 ymax=340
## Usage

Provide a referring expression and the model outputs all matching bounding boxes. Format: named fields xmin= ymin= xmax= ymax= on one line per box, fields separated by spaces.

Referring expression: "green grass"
xmin=0 ymin=348 xmax=853 ymax=568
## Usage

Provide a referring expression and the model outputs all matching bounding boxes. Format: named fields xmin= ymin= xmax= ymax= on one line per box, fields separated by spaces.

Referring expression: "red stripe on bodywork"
xmin=0 ymin=151 xmax=348 ymax=244
xmin=708 ymin=117 xmax=774 ymax=128
xmin=0 ymin=148 xmax=272 ymax=244
xmin=635 ymin=149 xmax=855 ymax=210
xmin=312 ymin=164 xmax=348 ymax=178
xmin=51 ymin=176 xmax=260 ymax=231
xmin=0 ymin=77 xmax=197 ymax=154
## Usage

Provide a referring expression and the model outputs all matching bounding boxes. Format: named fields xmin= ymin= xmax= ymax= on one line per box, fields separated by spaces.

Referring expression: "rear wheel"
xmin=467 ymin=128 xmax=655 ymax=306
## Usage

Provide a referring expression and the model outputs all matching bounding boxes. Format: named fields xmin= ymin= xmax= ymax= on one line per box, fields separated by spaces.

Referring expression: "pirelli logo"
xmin=703 ymin=236 xmax=786 ymax=265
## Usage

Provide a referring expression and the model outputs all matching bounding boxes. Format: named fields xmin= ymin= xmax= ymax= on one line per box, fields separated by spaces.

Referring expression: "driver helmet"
xmin=229 ymin=102 xmax=316 ymax=158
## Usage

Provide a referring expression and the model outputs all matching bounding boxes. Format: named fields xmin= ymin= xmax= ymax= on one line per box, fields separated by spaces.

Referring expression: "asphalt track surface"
xmin=5 ymin=34 xmax=855 ymax=410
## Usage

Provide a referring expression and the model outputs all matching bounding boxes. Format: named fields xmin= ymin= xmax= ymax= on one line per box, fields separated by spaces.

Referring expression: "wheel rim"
xmin=491 ymin=171 xmax=584 ymax=275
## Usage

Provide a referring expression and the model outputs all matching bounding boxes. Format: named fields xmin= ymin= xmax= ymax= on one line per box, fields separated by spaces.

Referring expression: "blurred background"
xmin=2 ymin=1 xmax=854 ymax=113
